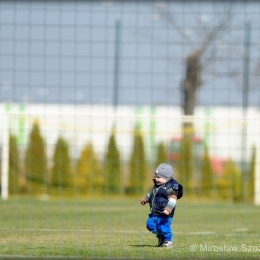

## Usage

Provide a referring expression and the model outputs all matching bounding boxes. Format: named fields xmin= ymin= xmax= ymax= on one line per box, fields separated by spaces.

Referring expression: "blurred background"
xmin=0 ymin=0 xmax=260 ymax=204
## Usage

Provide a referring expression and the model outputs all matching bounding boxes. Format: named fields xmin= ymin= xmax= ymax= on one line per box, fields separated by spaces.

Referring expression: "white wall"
xmin=0 ymin=103 xmax=260 ymax=163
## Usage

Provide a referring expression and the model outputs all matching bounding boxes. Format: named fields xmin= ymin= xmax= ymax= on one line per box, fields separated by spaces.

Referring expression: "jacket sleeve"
xmin=164 ymin=193 xmax=177 ymax=214
xmin=139 ymin=193 xmax=151 ymax=204
xmin=165 ymin=181 xmax=180 ymax=213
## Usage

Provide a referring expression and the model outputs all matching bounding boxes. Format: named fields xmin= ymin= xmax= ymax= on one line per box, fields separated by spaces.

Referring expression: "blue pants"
xmin=146 ymin=213 xmax=173 ymax=242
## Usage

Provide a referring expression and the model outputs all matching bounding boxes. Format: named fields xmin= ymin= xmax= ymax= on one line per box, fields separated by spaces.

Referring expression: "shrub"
xmin=8 ymin=134 xmax=20 ymax=194
xmin=177 ymin=134 xmax=193 ymax=194
xmin=200 ymin=144 xmax=214 ymax=196
xmin=127 ymin=125 xmax=146 ymax=195
xmin=104 ymin=127 xmax=122 ymax=194
xmin=51 ymin=136 xmax=71 ymax=189
xmin=25 ymin=121 xmax=47 ymax=194
xmin=154 ymin=141 xmax=167 ymax=169
xmin=217 ymin=159 xmax=242 ymax=202
xmin=75 ymin=142 xmax=104 ymax=195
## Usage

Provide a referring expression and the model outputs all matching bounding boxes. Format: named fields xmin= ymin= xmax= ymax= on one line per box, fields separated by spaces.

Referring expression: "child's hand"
xmin=139 ymin=198 xmax=147 ymax=205
xmin=163 ymin=209 xmax=170 ymax=215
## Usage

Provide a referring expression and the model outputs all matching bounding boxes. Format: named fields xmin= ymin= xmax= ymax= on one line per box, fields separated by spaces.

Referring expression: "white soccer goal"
xmin=1 ymin=103 xmax=260 ymax=204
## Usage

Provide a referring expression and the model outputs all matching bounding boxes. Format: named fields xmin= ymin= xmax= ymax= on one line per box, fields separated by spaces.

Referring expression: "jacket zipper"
xmin=151 ymin=183 xmax=166 ymax=213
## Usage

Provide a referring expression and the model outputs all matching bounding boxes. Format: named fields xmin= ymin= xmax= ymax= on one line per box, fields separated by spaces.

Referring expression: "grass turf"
xmin=0 ymin=196 xmax=260 ymax=259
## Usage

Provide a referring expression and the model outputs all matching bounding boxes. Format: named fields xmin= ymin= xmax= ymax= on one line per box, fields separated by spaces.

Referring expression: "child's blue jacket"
xmin=148 ymin=178 xmax=183 ymax=217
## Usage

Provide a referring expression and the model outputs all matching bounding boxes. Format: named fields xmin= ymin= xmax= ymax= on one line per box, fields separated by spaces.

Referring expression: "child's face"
xmin=154 ymin=176 xmax=168 ymax=184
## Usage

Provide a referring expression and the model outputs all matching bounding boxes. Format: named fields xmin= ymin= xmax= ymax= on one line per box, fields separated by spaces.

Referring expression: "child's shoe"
xmin=161 ymin=241 xmax=172 ymax=248
xmin=156 ymin=235 xmax=164 ymax=246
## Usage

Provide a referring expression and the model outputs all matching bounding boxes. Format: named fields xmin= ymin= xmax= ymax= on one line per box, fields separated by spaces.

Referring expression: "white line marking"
xmin=1 ymin=228 xmax=256 ymax=236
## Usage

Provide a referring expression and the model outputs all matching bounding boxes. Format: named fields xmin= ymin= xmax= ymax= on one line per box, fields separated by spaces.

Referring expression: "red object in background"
xmin=210 ymin=157 xmax=224 ymax=175
xmin=170 ymin=136 xmax=202 ymax=143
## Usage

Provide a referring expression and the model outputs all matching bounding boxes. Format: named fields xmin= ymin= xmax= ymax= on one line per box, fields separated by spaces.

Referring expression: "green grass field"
xmin=0 ymin=196 xmax=260 ymax=260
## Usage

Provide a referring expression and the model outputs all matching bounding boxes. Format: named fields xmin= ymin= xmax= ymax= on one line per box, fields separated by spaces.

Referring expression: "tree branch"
xmin=159 ymin=10 xmax=195 ymax=47
xmin=199 ymin=11 xmax=231 ymax=55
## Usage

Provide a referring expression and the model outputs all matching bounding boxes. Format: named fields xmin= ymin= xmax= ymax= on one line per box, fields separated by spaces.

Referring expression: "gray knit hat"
xmin=155 ymin=163 xmax=173 ymax=179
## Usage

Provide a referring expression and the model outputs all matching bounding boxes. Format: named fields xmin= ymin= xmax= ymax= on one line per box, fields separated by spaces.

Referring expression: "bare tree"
xmin=156 ymin=6 xmax=231 ymax=132
xmin=182 ymin=50 xmax=201 ymax=118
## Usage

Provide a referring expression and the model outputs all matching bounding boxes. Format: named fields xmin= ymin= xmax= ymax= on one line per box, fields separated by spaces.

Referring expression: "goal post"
xmin=1 ymin=113 xmax=9 ymax=200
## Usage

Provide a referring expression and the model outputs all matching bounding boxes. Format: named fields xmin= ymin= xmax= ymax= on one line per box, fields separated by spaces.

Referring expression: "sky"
xmin=0 ymin=0 xmax=260 ymax=107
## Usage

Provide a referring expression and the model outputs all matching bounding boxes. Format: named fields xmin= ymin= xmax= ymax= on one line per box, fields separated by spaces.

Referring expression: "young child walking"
xmin=139 ymin=163 xmax=183 ymax=248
